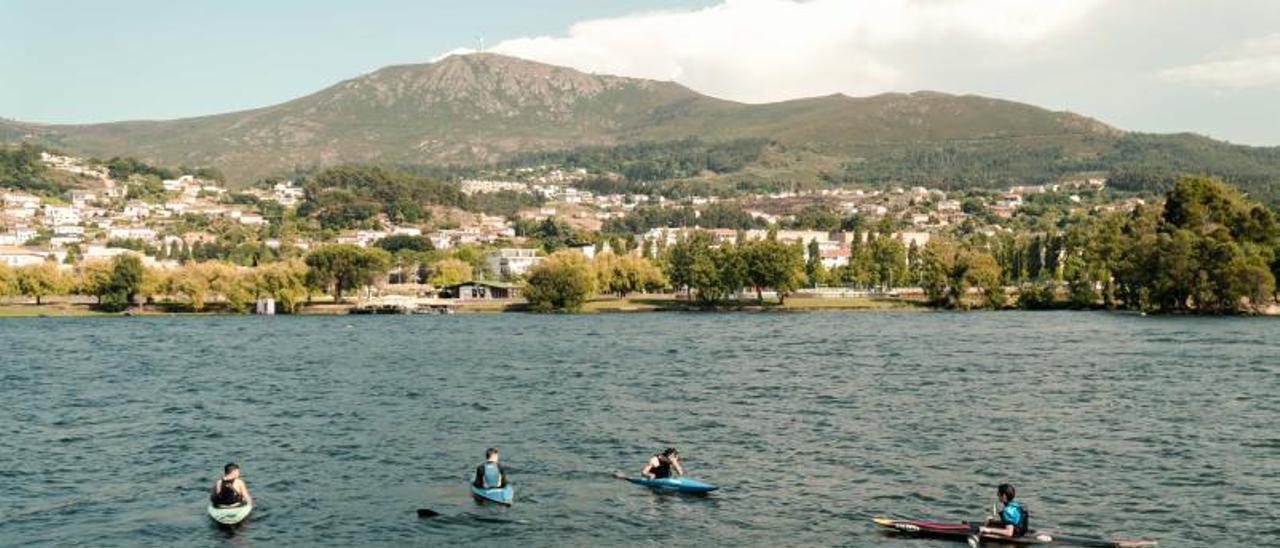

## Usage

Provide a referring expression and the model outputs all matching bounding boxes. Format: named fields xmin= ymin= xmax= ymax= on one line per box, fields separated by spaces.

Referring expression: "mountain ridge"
xmin=2 ymin=53 xmax=1273 ymax=192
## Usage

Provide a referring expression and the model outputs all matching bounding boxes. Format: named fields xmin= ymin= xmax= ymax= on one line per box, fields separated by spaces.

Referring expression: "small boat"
xmin=207 ymin=502 xmax=253 ymax=525
xmin=471 ymin=484 xmax=514 ymax=505
xmin=624 ymin=476 xmax=718 ymax=494
xmin=872 ymin=517 xmax=1156 ymax=547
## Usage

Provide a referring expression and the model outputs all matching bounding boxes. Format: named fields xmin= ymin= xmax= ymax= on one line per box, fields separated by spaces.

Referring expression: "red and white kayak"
xmin=871 ymin=517 xmax=1156 ymax=547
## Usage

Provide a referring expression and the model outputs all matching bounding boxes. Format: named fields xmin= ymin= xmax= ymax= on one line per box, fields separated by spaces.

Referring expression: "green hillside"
xmin=4 ymin=53 xmax=1280 ymax=201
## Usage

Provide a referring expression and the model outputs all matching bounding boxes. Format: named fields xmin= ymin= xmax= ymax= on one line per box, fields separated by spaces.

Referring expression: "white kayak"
xmin=207 ymin=502 xmax=253 ymax=525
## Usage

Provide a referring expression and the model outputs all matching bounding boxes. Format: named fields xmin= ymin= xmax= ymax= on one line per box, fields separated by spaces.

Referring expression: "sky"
xmin=4 ymin=0 xmax=1279 ymax=145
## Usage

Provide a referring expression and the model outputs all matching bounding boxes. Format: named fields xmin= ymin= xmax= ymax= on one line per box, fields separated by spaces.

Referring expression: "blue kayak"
xmin=471 ymin=484 xmax=514 ymax=505
xmin=625 ymin=476 xmax=718 ymax=494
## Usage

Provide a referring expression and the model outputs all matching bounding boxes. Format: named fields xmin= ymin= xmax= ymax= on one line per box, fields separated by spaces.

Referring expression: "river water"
xmin=1 ymin=312 xmax=1276 ymax=547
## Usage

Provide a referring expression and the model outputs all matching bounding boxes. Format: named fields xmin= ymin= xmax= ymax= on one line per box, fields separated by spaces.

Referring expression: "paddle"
xmin=966 ymin=504 xmax=1000 ymax=547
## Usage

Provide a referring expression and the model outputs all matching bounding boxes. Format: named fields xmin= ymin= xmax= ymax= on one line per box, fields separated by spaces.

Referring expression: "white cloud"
xmin=1160 ymin=33 xmax=1280 ymax=89
xmin=483 ymin=0 xmax=1104 ymax=102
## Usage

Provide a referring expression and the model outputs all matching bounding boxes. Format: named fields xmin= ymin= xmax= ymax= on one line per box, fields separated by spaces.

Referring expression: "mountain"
xmin=3 ymin=53 xmax=1279 ymax=200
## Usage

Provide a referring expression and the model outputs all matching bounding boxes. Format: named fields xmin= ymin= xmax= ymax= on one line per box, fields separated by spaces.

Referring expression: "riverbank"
xmin=3 ymin=294 xmax=1274 ymax=316
xmin=0 ymin=294 xmax=925 ymax=317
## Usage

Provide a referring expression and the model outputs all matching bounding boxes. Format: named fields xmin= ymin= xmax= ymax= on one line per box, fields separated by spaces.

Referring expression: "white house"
xmin=51 ymin=236 xmax=83 ymax=248
xmin=42 ymin=206 xmax=81 ymax=226
xmin=122 ymin=201 xmax=152 ymax=220
xmin=0 ymin=246 xmax=48 ymax=267
xmin=68 ymin=190 xmax=97 ymax=207
xmin=109 ymin=227 xmax=157 ymax=242
xmin=485 ymin=248 xmax=542 ymax=278
xmin=820 ymin=247 xmax=851 ymax=269
xmin=1 ymin=192 xmax=40 ymax=208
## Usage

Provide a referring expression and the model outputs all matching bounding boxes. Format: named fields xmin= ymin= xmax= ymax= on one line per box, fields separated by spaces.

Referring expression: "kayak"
xmin=470 ymin=484 xmax=514 ymax=505
xmin=207 ymin=502 xmax=253 ymax=525
xmin=872 ymin=517 xmax=1156 ymax=547
xmin=625 ymin=476 xmax=718 ymax=494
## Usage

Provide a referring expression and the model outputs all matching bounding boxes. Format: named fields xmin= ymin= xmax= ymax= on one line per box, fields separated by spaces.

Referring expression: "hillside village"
xmin=2 ymin=149 xmax=1125 ymax=286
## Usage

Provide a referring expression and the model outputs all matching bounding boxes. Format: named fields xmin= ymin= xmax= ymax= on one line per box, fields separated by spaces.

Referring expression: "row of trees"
xmin=523 ymin=251 xmax=667 ymax=312
xmin=663 ymin=230 xmax=805 ymax=306
xmin=0 ymin=255 xmax=311 ymax=313
xmin=914 ymin=176 xmax=1279 ymax=312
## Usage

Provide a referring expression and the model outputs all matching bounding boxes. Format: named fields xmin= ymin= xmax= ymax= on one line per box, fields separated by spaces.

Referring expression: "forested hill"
xmin=3 ymin=53 xmax=1280 ymax=201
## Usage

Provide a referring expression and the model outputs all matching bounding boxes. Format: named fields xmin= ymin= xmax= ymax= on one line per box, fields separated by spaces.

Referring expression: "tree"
xmin=73 ymin=260 xmax=113 ymax=304
xmin=0 ymin=263 xmax=15 ymax=297
xmin=804 ymin=239 xmax=826 ymax=288
xmin=102 ymin=254 xmax=146 ymax=311
xmin=15 ymin=262 xmax=68 ymax=305
xmin=170 ymin=263 xmax=212 ymax=311
xmin=963 ymin=251 xmax=1004 ymax=309
xmin=374 ymin=234 xmax=435 ymax=253
xmin=664 ymin=231 xmax=715 ymax=300
xmin=248 ymin=259 xmax=309 ymax=313
xmin=429 ymin=258 xmax=473 ymax=288
xmin=919 ymin=239 xmax=953 ymax=305
xmin=614 ymin=255 xmax=666 ymax=296
xmin=524 ymin=250 xmax=595 ymax=312
xmin=870 ymin=236 xmax=907 ymax=289
xmin=742 ymin=235 xmax=805 ymax=304
xmin=304 ymin=245 xmax=392 ymax=303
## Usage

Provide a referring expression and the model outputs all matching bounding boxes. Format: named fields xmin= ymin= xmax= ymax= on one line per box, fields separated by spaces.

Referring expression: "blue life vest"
xmin=1001 ymin=501 xmax=1029 ymax=536
xmin=482 ymin=462 xmax=502 ymax=488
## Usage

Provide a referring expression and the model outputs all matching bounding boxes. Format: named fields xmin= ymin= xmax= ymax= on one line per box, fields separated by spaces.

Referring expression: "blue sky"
xmin=4 ymin=0 xmax=1280 ymax=145
xmin=1 ymin=0 xmax=713 ymax=123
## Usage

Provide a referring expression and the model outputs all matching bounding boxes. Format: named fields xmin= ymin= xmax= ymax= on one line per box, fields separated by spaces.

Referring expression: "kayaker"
xmin=209 ymin=463 xmax=252 ymax=508
xmin=641 ymin=447 xmax=684 ymax=479
xmin=472 ymin=447 xmax=508 ymax=489
xmin=970 ymin=483 xmax=1028 ymax=546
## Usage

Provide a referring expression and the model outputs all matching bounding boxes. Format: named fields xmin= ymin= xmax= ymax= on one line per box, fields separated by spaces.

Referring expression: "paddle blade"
xmin=416 ymin=508 xmax=440 ymax=518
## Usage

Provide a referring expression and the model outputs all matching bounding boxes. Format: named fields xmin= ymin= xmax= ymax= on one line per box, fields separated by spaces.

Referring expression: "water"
xmin=1 ymin=312 xmax=1276 ymax=547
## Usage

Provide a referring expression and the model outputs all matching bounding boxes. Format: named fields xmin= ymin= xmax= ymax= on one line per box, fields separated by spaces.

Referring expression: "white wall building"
xmin=486 ymin=248 xmax=542 ymax=278
xmin=0 ymin=246 xmax=48 ymax=267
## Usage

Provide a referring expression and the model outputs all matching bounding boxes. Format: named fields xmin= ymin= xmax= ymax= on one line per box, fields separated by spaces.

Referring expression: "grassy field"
xmin=0 ymin=303 xmax=112 ymax=317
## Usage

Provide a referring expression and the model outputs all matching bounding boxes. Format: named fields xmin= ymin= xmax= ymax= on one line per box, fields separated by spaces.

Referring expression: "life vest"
xmin=650 ymin=456 xmax=673 ymax=479
xmin=475 ymin=462 xmax=504 ymax=488
xmin=211 ymin=478 xmax=241 ymax=506
xmin=1001 ymin=501 xmax=1029 ymax=536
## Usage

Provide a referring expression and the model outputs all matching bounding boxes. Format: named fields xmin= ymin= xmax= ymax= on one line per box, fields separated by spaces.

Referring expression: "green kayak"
xmin=207 ymin=502 xmax=253 ymax=525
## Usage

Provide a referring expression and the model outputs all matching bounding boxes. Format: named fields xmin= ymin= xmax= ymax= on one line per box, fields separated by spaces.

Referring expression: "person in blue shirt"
xmin=971 ymin=483 xmax=1028 ymax=546
xmin=472 ymin=447 xmax=508 ymax=489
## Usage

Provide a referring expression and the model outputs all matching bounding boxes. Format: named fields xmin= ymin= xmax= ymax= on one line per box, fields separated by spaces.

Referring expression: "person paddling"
xmin=210 ymin=463 xmax=252 ymax=508
xmin=641 ymin=447 xmax=684 ymax=479
xmin=472 ymin=447 xmax=508 ymax=489
xmin=969 ymin=483 xmax=1028 ymax=546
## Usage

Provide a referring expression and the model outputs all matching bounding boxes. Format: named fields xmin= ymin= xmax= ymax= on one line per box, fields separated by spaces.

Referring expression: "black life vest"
xmin=212 ymin=478 xmax=241 ymax=506
xmin=651 ymin=456 xmax=673 ymax=479
xmin=1016 ymin=504 xmax=1030 ymax=536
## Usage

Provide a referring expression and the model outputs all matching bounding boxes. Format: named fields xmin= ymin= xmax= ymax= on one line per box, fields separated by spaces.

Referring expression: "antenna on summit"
xmin=476 ymin=35 xmax=485 ymax=53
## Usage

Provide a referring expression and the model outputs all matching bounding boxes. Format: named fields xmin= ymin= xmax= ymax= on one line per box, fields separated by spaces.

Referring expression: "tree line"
xmin=918 ymin=175 xmax=1279 ymax=312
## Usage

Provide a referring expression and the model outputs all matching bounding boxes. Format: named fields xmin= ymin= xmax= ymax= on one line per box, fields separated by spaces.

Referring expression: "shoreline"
xmin=1 ymin=295 xmax=1276 ymax=317
xmin=0 ymin=295 xmax=925 ymax=317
